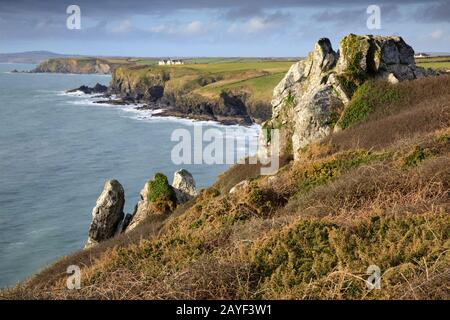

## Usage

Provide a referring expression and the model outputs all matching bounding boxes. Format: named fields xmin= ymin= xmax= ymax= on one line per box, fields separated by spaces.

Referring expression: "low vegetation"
xmin=1 ymin=75 xmax=449 ymax=300
xmin=338 ymin=80 xmax=401 ymax=129
xmin=147 ymin=173 xmax=176 ymax=213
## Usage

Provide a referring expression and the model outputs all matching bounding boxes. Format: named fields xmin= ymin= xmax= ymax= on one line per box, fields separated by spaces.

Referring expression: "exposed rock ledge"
xmin=260 ymin=34 xmax=438 ymax=160
xmin=66 ymin=83 xmax=108 ymax=95
xmin=85 ymin=169 xmax=198 ymax=247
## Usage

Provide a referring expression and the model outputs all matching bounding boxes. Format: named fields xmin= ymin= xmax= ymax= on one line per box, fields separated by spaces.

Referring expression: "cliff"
xmin=31 ymin=57 xmax=135 ymax=74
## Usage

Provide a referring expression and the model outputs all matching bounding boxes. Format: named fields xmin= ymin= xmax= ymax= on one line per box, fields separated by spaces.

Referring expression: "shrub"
xmin=294 ymin=151 xmax=386 ymax=193
xmin=402 ymin=146 xmax=434 ymax=169
xmin=147 ymin=173 xmax=176 ymax=212
xmin=251 ymin=213 xmax=449 ymax=299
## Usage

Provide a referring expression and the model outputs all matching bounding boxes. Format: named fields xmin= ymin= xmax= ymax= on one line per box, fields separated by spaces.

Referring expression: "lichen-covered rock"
xmin=261 ymin=34 xmax=437 ymax=161
xmin=335 ymin=34 xmax=418 ymax=82
xmin=85 ymin=180 xmax=125 ymax=248
xmin=263 ymin=38 xmax=342 ymax=157
xmin=87 ymin=170 xmax=199 ymax=236
xmin=172 ymin=169 xmax=198 ymax=203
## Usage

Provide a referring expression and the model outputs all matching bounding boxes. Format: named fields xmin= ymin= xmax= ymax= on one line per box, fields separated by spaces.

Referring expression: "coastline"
xmin=61 ymin=91 xmax=261 ymax=131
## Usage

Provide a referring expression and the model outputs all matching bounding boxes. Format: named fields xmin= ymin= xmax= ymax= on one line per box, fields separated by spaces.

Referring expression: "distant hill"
xmin=0 ymin=51 xmax=73 ymax=64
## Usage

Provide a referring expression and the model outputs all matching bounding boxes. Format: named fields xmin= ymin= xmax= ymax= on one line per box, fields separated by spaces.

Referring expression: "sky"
xmin=0 ymin=0 xmax=449 ymax=57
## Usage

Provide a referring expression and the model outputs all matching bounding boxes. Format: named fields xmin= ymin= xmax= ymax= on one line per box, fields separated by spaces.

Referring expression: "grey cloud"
xmin=414 ymin=1 xmax=450 ymax=23
xmin=0 ymin=1 xmax=434 ymax=18
xmin=222 ymin=5 xmax=264 ymax=21
xmin=312 ymin=4 xmax=403 ymax=26
xmin=0 ymin=0 xmax=445 ymax=54
xmin=227 ymin=11 xmax=294 ymax=35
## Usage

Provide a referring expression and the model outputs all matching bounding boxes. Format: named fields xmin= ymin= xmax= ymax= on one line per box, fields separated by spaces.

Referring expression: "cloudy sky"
xmin=0 ymin=0 xmax=449 ymax=57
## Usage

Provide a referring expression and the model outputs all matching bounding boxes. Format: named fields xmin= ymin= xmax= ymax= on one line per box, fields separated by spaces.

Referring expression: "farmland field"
xmin=416 ymin=56 xmax=450 ymax=71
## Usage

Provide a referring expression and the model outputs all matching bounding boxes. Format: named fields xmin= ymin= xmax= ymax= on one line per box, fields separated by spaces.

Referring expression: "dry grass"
xmin=326 ymin=75 xmax=450 ymax=151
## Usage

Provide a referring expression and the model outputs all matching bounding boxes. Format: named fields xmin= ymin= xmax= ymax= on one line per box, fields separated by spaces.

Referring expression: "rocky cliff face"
xmin=262 ymin=34 xmax=436 ymax=160
xmin=109 ymin=67 xmax=168 ymax=100
xmin=32 ymin=58 xmax=116 ymax=74
xmin=109 ymin=67 xmax=266 ymax=125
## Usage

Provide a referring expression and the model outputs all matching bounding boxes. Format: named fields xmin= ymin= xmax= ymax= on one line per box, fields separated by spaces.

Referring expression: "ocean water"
xmin=0 ymin=64 xmax=258 ymax=288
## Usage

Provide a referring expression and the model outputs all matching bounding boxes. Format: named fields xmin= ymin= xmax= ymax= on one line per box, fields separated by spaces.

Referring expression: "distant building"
xmin=414 ymin=53 xmax=430 ymax=58
xmin=158 ymin=59 xmax=184 ymax=65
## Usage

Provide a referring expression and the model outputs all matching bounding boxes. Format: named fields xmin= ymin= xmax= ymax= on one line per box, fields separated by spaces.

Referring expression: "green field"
xmin=416 ymin=56 xmax=450 ymax=71
xmin=197 ymin=71 xmax=287 ymax=101
xmin=179 ymin=60 xmax=294 ymax=104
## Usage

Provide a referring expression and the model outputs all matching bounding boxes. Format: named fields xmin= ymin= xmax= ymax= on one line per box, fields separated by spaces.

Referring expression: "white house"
xmin=414 ymin=53 xmax=430 ymax=58
xmin=158 ymin=59 xmax=184 ymax=65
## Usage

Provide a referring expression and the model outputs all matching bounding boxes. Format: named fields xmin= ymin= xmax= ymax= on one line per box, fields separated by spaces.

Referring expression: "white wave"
xmin=59 ymin=90 xmax=84 ymax=96
xmin=67 ymin=99 xmax=103 ymax=106
xmin=58 ymin=90 xmax=103 ymax=98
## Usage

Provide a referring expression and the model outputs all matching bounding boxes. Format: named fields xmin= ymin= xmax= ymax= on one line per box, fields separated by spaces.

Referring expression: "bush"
xmin=251 ymin=213 xmax=449 ymax=299
xmin=294 ymin=151 xmax=386 ymax=193
xmin=147 ymin=173 xmax=176 ymax=212
xmin=402 ymin=146 xmax=431 ymax=168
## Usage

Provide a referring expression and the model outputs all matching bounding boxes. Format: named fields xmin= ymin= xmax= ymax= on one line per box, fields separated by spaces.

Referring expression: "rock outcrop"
xmin=261 ymin=34 xmax=436 ymax=160
xmin=126 ymin=170 xmax=198 ymax=232
xmin=125 ymin=181 xmax=152 ymax=232
xmin=85 ymin=180 xmax=125 ymax=248
xmin=172 ymin=169 xmax=198 ymax=203
xmin=66 ymin=83 xmax=108 ymax=94
xmin=85 ymin=170 xmax=198 ymax=241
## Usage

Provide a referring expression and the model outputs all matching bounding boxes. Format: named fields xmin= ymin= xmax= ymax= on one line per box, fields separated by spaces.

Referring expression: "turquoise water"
xmin=0 ymin=64 xmax=258 ymax=288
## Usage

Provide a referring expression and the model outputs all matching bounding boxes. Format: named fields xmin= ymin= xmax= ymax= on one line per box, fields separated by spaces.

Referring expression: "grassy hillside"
xmin=2 ymin=75 xmax=449 ymax=300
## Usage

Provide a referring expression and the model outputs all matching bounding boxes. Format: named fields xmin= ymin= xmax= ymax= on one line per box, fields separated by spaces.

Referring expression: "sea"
xmin=0 ymin=63 xmax=259 ymax=288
